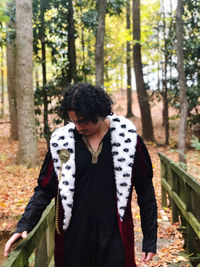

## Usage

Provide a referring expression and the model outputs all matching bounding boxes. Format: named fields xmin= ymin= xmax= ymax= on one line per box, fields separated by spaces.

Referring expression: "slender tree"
xmin=67 ymin=0 xmax=77 ymax=84
xmin=0 ymin=47 xmax=4 ymax=118
xmin=176 ymin=0 xmax=188 ymax=163
xmin=15 ymin=0 xmax=40 ymax=166
xmin=39 ymin=0 xmax=50 ymax=147
xmin=7 ymin=40 xmax=19 ymax=139
xmin=95 ymin=0 xmax=107 ymax=88
xmin=132 ymin=0 xmax=154 ymax=140
xmin=126 ymin=0 xmax=133 ymax=118
xmin=161 ymin=3 xmax=169 ymax=145
xmin=6 ymin=0 xmax=18 ymax=139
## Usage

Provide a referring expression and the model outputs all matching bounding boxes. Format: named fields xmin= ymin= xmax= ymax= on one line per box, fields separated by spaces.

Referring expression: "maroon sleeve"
xmin=133 ymin=136 xmax=157 ymax=253
xmin=16 ymin=150 xmax=57 ymax=233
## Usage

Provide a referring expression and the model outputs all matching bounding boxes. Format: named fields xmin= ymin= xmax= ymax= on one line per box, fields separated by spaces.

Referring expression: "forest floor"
xmin=0 ymin=91 xmax=199 ymax=266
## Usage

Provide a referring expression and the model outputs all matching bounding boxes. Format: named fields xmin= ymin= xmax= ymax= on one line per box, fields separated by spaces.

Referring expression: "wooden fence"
xmin=2 ymin=200 xmax=55 ymax=267
xmin=159 ymin=152 xmax=200 ymax=264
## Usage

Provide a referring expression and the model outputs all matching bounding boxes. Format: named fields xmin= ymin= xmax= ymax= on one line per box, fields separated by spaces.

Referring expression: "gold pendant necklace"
xmin=82 ymin=136 xmax=103 ymax=164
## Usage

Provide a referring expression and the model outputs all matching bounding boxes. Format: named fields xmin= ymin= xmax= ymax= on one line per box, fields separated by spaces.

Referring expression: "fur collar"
xmin=50 ymin=114 xmax=137 ymax=230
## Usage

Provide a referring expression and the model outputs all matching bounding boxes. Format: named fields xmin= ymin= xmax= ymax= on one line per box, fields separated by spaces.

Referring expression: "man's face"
xmin=67 ymin=111 xmax=101 ymax=137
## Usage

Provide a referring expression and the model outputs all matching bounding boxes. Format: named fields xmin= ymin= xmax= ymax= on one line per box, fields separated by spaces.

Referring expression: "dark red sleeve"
xmin=16 ymin=150 xmax=57 ymax=233
xmin=133 ymin=136 xmax=158 ymax=253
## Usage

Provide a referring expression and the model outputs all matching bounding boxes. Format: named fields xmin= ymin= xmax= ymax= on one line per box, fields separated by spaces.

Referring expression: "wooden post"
xmin=161 ymin=160 xmax=168 ymax=207
xmin=187 ymin=222 xmax=197 ymax=256
xmin=170 ymin=168 xmax=179 ymax=223
xmin=35 ymin=231 xmax=48 ymax=267
xmin=46 ymin=216 xmax=55 ymax=263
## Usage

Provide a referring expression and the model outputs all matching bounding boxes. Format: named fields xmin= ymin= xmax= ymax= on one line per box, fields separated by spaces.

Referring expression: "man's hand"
xmin=141 ymin=252 xmax=155 ymax=262
xmin=4 ymin=231 xmax=27 ymax=257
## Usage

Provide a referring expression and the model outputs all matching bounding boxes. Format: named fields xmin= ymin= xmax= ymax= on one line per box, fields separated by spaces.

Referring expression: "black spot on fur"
xmin=118 ymin=158 xmax=125 ymax=162
xmin=119 ymin=133 xmax=125 ymax=137
xmin=125 ymin=138 xmax=131 ymax=143
xmin=57 ymin=150 xmax=60 ymax=154
xmin=57 ymin=166 xmax=61 ymax=170
xmin=130 ymin=154 xmax=134 ymax=158
xmin=70 ymin=188 xmax=75 ymax=192
xmin=115 ymin=167 xmax=122 ymax=171
xmin=62 ymin=174 xmax=65 ymax=177
xmin=68 ymin=148 xmax=74 ymax=153
xmin=67 ymin=203 xmax=73 ymax=208
xmin=63 ymin=142 xmax=69 ymax=147
xmin=52 ymin=143 xmax=58 ymax=147
xmin=129 ymin=163 xmax=133 ymax=167
xmin=121 ymin=124 xmax=126 ymax=128
xmin=112 ymin=151 xmax=119 ymax=156
xmin=123 ymin=173 xmax=130 ymax=177
xmin=61 ymin=195 xmax=67 ymax=200
xmin=53 ymin=158 xmax=58 ymax=163
xmin=113 ymin=118 xmax=120 ymax=122
xmin=65 ymin=165 xmax=71 ymax=170
xmin=120 ymin=182 xmax=128 ymax=186
xmin=120 ymin=206 xmax=126 ymax=210
xmin=58 ymin=136 xmax=65 ymax=140
xmin=112 ymin=143 xmax=121 ymax=147
xmin=110 ymin=127 xmax=116 ymax=132
xmin=63 ymin=181 xmax=69 ymax=185
xmin=123 ymin=148 xmax=129 ymax=152
xmin=68 ymin=128 xmax=74 ymax=132
xmin=128 ymin=129 xmax=136 ymax=133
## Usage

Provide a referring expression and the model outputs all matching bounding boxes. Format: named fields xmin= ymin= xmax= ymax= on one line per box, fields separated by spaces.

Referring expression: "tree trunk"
xmin=162 ymin=5 xmax=169 ymax=145
xmin=0 ymin=48 xmax=4 ymax=118
xmin=132 ymin=0 xmax=154 ymax=140
xmin=40 ymin=0 xmax=50 ymax=148
xmin=16 ymin=0 xmax=40 ymax=167
xmin=95 ymin=0 xmax=107 ymax=88
xmin=80 ymin=4 xmax=87 ymax=83
xmin=126 ymin=0 xmax=133 ymax=118
xmin=176 ymin=0 xmax=188 ymax=163
xmin=67 ymin=0 xmax=77 ymax=84
xmin=6 ymin=0 xmax=18 ymax=139
xmin=156 ymin=23 xmax=160 ymax=92
xmin=7 ymin=40 xmax=19 ymax=140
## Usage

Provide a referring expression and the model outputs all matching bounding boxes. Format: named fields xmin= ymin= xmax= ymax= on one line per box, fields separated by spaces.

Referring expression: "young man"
xmin=5 ymin=83 xmax=157 ymax=267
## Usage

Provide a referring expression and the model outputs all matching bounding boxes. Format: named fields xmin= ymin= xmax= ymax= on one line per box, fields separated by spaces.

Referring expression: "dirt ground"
xmin=0 ymin=91 xmax=199 ymax=266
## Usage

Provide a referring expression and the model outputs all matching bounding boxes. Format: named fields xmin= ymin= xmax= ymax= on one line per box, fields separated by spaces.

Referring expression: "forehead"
xmin=67 ymin=111 xmax=87 ymax=123
xmin=68 ymin=111 xmax=79 ymax=120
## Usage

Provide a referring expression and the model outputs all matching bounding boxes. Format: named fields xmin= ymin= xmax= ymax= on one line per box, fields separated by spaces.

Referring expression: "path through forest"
xmin=0 ymin=91 xmax=199 ymax=266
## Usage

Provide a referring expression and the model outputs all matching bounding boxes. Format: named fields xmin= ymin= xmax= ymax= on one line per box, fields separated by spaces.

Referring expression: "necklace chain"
xmin=82 ymin=136 xmax=103 ymax=164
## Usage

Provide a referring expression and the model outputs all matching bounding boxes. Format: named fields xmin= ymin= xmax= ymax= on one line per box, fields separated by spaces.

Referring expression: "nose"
xmin=75 ymin=124 xmax=84 ymax=132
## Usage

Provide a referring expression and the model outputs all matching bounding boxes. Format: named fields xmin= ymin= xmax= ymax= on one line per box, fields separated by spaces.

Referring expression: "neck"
xmin=85 ymin=118 xmax=110 ymax=141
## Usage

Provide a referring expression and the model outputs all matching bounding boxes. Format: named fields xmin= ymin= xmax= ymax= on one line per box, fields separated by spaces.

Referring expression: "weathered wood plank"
xmin=161 ymin=178 xmax=200 ymax=239
xmin=2 ymin=201 xmax=55 ymax=267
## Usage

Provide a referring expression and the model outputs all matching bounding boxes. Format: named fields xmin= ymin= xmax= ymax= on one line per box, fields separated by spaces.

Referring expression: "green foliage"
xmin=34 ymin=82 xmax=63 ymax=137
xmin=149 ymin=0 xmax=200 ymax=129
xmin=167 ymin=0 xmax=200 ymax=127
xmin=107 ymin=0 xmax=125 ymax=16
xmin=0 ymin=1 xmax=10 ymax=47
xmin=191 ymin=136 xmax=200 ymax=151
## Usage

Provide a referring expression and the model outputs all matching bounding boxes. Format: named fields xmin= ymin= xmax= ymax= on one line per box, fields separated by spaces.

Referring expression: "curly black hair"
xmin=60 ymin=83 xmax=113 ymax=123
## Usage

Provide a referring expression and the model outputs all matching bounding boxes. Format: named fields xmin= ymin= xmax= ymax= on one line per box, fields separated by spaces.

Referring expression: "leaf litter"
xmin=0 ymin=91 xmax=199 ymax=266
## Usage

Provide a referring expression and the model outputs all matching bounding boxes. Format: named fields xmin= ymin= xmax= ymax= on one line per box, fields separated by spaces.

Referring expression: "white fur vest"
xmin=50 ymin=114 xmax=137 ymax=230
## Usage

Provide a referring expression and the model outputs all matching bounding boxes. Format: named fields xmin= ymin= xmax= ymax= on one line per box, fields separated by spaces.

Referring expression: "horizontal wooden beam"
xmin=3 ymin=200 xmax=55 ymax=267
xmin=159 ymin=152 xmax=200 ymax=195
xmin=161 ymin=178 xmax=200 ymax=239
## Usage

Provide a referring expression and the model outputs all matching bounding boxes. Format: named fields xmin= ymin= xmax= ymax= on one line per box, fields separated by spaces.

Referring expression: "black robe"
xmin=16 ymin=133 xmax=157 ymax=267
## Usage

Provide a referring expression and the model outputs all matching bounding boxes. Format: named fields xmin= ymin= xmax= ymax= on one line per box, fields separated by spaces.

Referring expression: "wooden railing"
xmin=2 ymin=200 xmax=55 ymax=267
xmin=159 ymin=152 xmax=200 ymax=263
